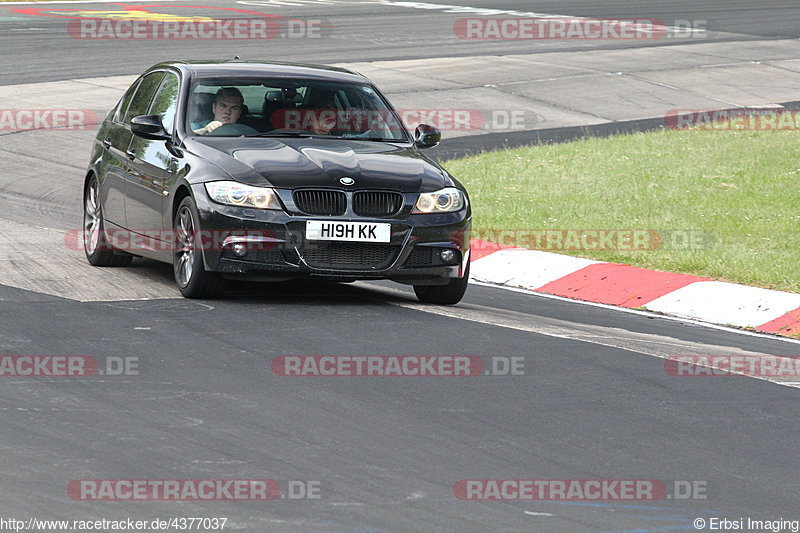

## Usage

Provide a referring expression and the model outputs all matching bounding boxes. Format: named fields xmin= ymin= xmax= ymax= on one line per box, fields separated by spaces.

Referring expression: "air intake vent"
xmin=300 ymin=243 xmax=398 ymax=269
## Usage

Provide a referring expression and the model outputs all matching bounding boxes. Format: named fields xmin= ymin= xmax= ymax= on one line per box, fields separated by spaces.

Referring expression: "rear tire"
xmin=413 ymin=261 xmax=470 ymax=305
xmin=83 ymin=176 xmax=133 ymax=267
xmin=173 ymin=196 xmax=226 ymax=298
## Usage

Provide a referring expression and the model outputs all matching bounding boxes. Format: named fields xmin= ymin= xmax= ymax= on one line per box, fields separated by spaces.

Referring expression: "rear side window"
xmin=123 ymin=71 xmax=165 ymax=124
xmin=148 ymin=72 xmax=180 ymax=133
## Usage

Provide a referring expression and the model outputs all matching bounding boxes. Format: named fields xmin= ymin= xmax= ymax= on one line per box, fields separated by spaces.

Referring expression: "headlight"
xmin=413 ymin=187 xmax=466 ymax=213
xmin=204 ymin=181 xmax=282 ymax=210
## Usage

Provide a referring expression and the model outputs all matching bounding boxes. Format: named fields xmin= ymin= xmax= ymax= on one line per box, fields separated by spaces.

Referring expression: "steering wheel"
xmin=335 ymin=108 xmax=371 ymax=136
xmin=206 ymin=123 xmax=259 ymax=136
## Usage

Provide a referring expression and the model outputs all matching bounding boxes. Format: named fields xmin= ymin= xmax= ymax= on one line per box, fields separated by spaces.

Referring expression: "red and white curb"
xmin=468 ymin=240 xmax=800 ymax=337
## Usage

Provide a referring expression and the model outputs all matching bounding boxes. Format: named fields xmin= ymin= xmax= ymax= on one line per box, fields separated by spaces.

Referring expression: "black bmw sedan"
xmin=83 ymin=61 xmax=471 ymax=304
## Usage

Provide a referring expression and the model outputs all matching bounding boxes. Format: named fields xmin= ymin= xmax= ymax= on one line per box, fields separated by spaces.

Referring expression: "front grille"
xmin=294 ymin=190 xmax=347 ymax=216
xmin=353 ymin=191 xmax=403 ymax=217
xmin=299 ymin=242 xmax=398 ymax=270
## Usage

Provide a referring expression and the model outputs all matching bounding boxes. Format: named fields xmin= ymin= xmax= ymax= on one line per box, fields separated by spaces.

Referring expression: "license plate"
xmin=306 ymin=221 xmax=391 ymax=243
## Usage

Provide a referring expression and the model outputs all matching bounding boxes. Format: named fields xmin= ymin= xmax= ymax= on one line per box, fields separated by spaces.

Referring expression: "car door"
xmin=98 ymin=78 xmax=140 ymax=227
xmin=124 ymin=71 xmax=179 ymax=237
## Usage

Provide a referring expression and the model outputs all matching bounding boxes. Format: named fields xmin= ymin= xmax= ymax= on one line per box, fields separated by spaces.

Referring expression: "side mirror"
xmin=131 ymin=115 xmax=171 ymax=141
xmin=414 ymin=124 xmax=441 ymax=149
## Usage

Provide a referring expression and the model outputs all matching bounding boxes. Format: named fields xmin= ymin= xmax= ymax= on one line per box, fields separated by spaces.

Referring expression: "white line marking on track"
xmin=355 ymin=281 xmax=800 ymax=390
xmin=0 ymin=0 xmax=190 ymax=4
xmin=469 ymin=280 xmax=800 ymax=346
xmin=240 ymin=0 xmax=384 ymax=5
xmin=239 ymin=0 xmax=364 ymax=5
xmin=373 ymin=1 xmax=705 ymax=34
xmin=237 ymin=0 xmax=705 ymax=34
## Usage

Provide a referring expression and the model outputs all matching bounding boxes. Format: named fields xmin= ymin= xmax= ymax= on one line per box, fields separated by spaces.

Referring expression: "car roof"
xmin=151 ymin=60 xmax=369 ymax=83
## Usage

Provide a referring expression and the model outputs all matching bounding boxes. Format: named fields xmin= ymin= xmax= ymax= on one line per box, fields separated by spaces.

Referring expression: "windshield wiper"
xmin=333 ymin=134 xmax=404 ymax=142
xmin=248 ymin=132 xmax=404 ymax=142
xmin=247 ymin=131 xmax=312 ymax=138
xmin=363 ymin=137 xmax=404 ymax=142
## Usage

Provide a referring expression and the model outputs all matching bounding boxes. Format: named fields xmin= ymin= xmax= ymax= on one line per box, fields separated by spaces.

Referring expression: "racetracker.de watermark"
xmin=269 ymin=107 xmax=535 ymax=132
xmin=67 ymin=228 xmax=289 ymax=253
xmin=271 ymin=355 xmax=525 ymax=377
xmin=453 ymin=18 xmax=707 ymax=40
xmin=68 ymin=479 xmax=321 ymax=501
xmin=453 ymin=18 xmax=665 ymax=40
xmin=470 ymin=229 xmax=715 ymax=252
xmin=0 ymin=356 xmax=138 ymax=377
xmin=665 ymin=108 xmax=800 ymax=130
xmin=0 ymin=109 xmax=99 ymax=131
xmin=67 ymin=18 xmax=322 ymax=40
xmin=665 ymin=355 xmax=800 ymax=378
xmin=454 ymin=479 xmax=707 ymax=500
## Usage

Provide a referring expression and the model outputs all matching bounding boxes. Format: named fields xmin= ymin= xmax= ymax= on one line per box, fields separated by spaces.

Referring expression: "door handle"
xmin=102 ymin=138 xmax=112 ymax=149
xmin=126 ymin=150 xmax=136 ymax=161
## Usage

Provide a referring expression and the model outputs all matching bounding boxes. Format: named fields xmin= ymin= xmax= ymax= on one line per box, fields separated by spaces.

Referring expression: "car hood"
xmin=185 ymin=137 xmax=451 ymax=192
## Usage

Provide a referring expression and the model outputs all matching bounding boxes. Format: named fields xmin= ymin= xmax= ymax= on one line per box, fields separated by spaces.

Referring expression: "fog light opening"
xmin=440 ymin=249 xmax=456 ymax=264
xmin=232 ymin=243 xmax=248 ymax=257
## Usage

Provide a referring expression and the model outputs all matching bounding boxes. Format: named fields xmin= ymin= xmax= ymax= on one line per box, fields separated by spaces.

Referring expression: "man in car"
xmin=293 ymin=89 xmax=339 ymax=135
xmin=192 ymin=87 xmax=245 ymax=135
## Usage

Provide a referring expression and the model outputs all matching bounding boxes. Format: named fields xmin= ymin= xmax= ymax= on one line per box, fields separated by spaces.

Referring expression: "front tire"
xmin=413 ymin=261 xmax=470 ymax=305
xmin=173 ymin=196 xmax=226 ymax=298
xmin=83 ymin=176 xmax=132 ymax=267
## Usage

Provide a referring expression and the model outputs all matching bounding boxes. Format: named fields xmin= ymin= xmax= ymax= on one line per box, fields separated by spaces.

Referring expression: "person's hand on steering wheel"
xmin=205 ymin=123 xmax=259 ymax=136
xmin=193 ymin=120 xmax=224 ymax=135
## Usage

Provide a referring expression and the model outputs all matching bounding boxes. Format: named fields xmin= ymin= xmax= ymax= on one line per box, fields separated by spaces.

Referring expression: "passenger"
xmin=307 ymin=91 xmax=338 ymax=135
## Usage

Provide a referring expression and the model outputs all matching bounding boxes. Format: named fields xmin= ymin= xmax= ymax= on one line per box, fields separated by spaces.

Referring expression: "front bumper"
xmin=192 ymin=185 xmax=471 ymax=286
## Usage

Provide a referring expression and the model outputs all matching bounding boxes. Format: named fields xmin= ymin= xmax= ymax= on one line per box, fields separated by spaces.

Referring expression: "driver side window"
xmin=114 ymin=79 xmax=140 ymax=123
xmin=123 ymin=71 xmax=165 ymax=125
xmin=148 ymin=72 xmax=180 ymax=133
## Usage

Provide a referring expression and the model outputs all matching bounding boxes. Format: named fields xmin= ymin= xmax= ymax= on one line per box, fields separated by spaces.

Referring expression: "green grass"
xmin=445 ymin=128 xmax=800 ymax=292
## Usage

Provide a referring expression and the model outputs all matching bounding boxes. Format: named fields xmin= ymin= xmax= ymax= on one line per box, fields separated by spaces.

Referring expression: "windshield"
xmin=187 ymin=77 xmax=409 ymax=141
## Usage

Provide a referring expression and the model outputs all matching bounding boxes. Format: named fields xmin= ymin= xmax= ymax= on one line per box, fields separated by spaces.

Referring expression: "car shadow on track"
xmin=118 ymin=257 xmax=419 ymax=306
xmin=224 ymin=278 xmax=416 ymax=307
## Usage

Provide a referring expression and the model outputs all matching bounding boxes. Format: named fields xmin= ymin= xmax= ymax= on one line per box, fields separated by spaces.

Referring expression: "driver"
xmin=192 ymin=87 xmax=245 ymax=135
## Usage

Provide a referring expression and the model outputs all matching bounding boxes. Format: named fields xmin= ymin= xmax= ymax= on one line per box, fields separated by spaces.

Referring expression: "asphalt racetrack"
xmin=0 ymin=0 xmax=799 ymax=84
